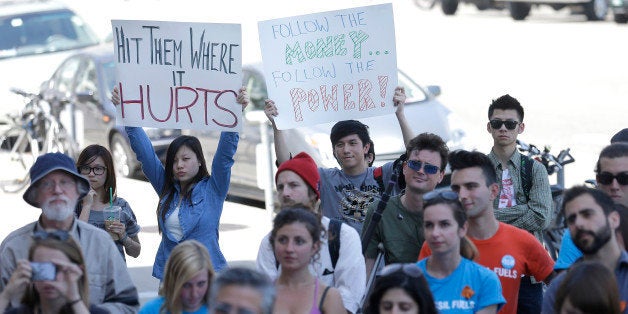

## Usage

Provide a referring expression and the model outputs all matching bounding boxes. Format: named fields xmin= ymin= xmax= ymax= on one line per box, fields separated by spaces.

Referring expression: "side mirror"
xmin=426 ymin=85 xmax=441 ymax=97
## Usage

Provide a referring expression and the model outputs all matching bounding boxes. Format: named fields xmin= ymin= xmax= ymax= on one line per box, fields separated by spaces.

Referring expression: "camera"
xmin=30 ymin=262 xmax=56 ymax=281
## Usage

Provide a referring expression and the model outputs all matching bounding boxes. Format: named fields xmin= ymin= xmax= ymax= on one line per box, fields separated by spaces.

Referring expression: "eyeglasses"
xmin=78 ymin=165 xmax=107 ymax=176
xmin=213 ymin=302 xmax=257 ymax=314
xmin=406 ymin=160 xmax=440 ymax=175
xmin=597 ymin=172 xmax=628 ymax=186
xmin=489 ymin=119 xmax=520 ymax=130
xmin=423 ymin=190 xmax=459 ymax=202
xmin=377 ymin=263 xmax=424 ymax=279
xmin=33 ymin=230 xmax=70 ymax=242
xmin=38 ymin=179 xmax=77 ymax=192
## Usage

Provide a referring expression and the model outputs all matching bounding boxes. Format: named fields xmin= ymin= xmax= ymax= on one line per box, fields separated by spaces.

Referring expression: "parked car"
xmin=0 ymin=0 xmax=100 ymax=127
xmin=190 ymin=64 xmax=471 ymax=203
xmin=611 ymin=0 xmax=628 ymax=22
xmin=39 ymin=44 xmax=181 ymax=177
xmin=440 ymin=0 xmax=607 ymax=21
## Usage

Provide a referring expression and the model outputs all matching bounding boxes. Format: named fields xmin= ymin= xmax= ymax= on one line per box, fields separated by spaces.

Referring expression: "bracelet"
xmin=66 ymin=299 xmax=81 ymax=307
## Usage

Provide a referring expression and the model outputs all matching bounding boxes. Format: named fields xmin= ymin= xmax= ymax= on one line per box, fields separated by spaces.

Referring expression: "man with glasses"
xmin=362 ymin=133 xmax=448 ymax=277
xmin=210 ymin=267 xmax=275 ymax=314
xmin=420 ymin=150 xmax=555 ymax=314
xmin=0 ymin=153 xmax=139 ymax=313
xmin=486 ymin=94 xmax=552 ymax=314
xmin=555 ymin=142 xmax=628 ymax=270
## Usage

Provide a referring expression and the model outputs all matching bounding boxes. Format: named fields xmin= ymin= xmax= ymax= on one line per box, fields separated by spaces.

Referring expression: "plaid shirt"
xmin=488 ymin=149 xmax=553 ymax=243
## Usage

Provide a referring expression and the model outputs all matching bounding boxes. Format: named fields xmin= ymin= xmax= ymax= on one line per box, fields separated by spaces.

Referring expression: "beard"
xmin=41 ymin=196 xmax=76 ymax=221
xmin=573 ymin=223 xmax=613 ymax=255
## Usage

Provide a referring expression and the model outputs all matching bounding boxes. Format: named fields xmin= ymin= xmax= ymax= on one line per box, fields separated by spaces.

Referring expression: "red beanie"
xmin=276 ymin=152 xmax=320 ymax=200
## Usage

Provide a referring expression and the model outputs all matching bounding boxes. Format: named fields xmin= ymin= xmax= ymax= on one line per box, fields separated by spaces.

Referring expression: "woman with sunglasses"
xmin=363 ymin=263 xmax=437 ymax=314
xmin=75 ymin=144 xmax=141 ymax=261
xmin=270 ymin=207 xmax=345 ymax=314
xmin=417 ymin=191 xmax=505 ymax=314
xmin=0 ymin=232 xmax=107 ymax=314
xmin=140 ymin=240 xmax=214 ymax=314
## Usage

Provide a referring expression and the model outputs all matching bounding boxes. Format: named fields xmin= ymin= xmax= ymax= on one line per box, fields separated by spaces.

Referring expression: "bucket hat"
xmin=23 ymin=152 xmax=89 ymax=207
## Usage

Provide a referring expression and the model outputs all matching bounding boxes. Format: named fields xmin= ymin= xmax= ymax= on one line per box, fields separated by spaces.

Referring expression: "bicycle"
xmin=0 ymin=88 xmax=78 ymax=193
xmin=516 ymin=139 xmax=575 ymax=260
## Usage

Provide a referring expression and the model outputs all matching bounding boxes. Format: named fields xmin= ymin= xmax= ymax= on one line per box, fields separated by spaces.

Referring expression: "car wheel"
xmin=509 ymin=2 xmax=532 ymax=20
xmin=111 ymin=133 xmax=136 ymax=178
xmin=584 ymin=0 xmax=608 ymax=20
xmin=441 ymin=0 xmax=460 ymax=15
xmin=615 ymin=13 xmax=628 ymax=22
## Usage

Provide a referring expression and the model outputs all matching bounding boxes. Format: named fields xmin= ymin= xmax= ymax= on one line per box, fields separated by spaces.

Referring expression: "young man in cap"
xmin=264 ymin=87 xmax=411 ymax=233
xmin=362 ymin=133 xmax=448 ymax=277
xmin=0 ymin=153 xmax=139 ymax=313
xmin=255 ymin=152 xmax=365 ymax=313
xmin=542 ymin=186 xmax=628 ymax=314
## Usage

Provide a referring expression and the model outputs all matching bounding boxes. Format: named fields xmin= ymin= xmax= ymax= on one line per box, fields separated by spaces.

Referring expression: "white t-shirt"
xmin=165 ymin=205 xmax=184 ymax=241
xmin=498 ymin=169 xmax=517 ymax=208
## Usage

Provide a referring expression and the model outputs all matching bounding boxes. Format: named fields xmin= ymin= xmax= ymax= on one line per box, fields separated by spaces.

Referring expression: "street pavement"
xmin=0 ymin=152 xmax=273 ymax=304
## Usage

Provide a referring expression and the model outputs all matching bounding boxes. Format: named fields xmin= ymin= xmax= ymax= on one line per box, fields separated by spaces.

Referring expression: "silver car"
xmin=192 ymin=64 xmax=470 ymax=203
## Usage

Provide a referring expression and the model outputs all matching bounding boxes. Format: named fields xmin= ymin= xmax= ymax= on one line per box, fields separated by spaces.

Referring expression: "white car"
xmin=0 ymin=0 xmax=100 ymax=126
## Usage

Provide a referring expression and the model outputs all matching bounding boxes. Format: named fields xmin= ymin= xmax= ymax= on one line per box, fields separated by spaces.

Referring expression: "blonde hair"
xmin=159 ymin=240 xmax=214 ymax=314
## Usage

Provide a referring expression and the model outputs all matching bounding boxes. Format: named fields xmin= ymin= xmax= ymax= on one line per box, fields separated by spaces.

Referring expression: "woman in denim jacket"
xmin=112 ymin=86 xmax=248 ymax=280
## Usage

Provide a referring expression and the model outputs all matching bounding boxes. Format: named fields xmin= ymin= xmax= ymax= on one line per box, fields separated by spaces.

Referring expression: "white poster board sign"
xmin=111 ymin=20 xmax=243 ymax=131
xmin=258 ymin=3 xmax=397 ymax=130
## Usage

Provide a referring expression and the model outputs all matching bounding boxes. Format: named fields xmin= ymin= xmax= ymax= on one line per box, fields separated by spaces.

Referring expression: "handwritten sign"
xmin=111 ymin=20 xmax=243 ymax=131
xmin=258 ymin=3 xmax=397 ymax=130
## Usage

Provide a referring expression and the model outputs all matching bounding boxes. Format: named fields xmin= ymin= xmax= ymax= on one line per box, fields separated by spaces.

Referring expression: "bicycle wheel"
xmin=414 ymin=0 xmax=438 ymax=10
xmin=0 ymin=126 xmax=38 ymax=193
xmin=48 ymin=124 xmax=78 ymax=158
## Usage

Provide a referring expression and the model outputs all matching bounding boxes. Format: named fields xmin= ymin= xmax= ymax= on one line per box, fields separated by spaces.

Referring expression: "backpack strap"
xmin=318 ymin=285 xmax=332 ymax=310
xmin=520 ymin=154 xmax=534 ymax=202
xmin=328 ymin=218 xmax=342 ymax=270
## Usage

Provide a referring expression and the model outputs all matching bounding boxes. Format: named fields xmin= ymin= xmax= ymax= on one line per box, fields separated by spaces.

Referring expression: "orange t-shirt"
xmin=419 ymin=222 xmax=554 ymax=314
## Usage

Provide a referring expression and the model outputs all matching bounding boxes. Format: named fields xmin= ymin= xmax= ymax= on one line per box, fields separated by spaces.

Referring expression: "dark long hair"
xmin=76 ymin=144 xmax=116 ymax=203
xmin=157 ymin=135 xmax=209 ymax=232
xmin=554 ymin=261 xmax=621 ymax=313
xmin=364 ymin=264 xmax=437 ymax=314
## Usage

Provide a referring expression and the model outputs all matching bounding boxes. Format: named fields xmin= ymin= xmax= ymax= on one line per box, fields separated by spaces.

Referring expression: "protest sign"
xmin=258 ymin=3 xmax=397 ymax=130
xmin=111 ymin=20 xmax=243 ymax=131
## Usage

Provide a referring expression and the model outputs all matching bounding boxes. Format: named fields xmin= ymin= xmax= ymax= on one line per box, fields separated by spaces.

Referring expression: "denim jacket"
xmin=125 ymin=126 xmax=238 ymax=279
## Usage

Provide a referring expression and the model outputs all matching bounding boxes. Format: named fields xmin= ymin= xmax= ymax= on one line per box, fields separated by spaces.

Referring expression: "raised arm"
xmin=393 ymin=86 xmax=412 ymax=146
xmin=263 ymin=99 xmax=291 ymax=163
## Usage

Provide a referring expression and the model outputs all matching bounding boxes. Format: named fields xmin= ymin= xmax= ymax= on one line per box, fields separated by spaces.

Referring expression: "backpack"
xmin=275 ymin=218 xmax=343 ymax=273
xmin=520 ymin=154 xmax=534 ymax=202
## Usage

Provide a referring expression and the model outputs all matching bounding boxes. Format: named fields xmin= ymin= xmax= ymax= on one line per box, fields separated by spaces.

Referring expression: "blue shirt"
xmin=126 ymin=126 xmax=238 ymax=279
xmin=417 ymin=258 xmax=506 ymax=313
xmin=554 ymin=229 xmax=584 ymax=270
xmin=140 ymin=297 xmax=208 ymax=314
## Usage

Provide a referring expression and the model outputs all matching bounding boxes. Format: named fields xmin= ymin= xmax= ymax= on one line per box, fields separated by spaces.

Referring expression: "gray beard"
xmin=42 ymin=201 xmax=76 ymax=222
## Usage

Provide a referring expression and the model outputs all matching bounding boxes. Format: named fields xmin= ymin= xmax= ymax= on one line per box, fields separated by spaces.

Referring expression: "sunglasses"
xmin=33 ymin=230 xmax=70 ymax=242
xmin=377 ymin=263 xmax=424 ymax=278
xmin=489 ymin=119 xmax=520 ymax=130
xmin=597 ymin=172 xmax=628 ymax=186
xmin=423 ymin=190 xmax=459 ymax=202
xmin=78 ymin=165 xmax=107 ymax=176
xmin=406 ymin=160 xmax=440 ymax=175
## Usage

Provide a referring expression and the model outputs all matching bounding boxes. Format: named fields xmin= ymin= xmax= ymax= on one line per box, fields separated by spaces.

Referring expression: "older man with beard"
xmin=541 ymin=186 xmax=628 ymax=314
xmin=0 ymin=153 xmax=139 ymax=313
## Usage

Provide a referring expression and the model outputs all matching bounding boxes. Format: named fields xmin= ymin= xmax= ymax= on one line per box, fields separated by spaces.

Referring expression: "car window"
xmin=50 ymin=57 xmax=80 ymax=98
xmin=397 ymin=70 xmax=427 ymax=102
xmin=0 ymin=9 xmax=99 ymax=59
xmin=101 ymin=60 xmax=117 ymax=96
xmin=244 ymin=70 xmax=268 ymax=111
xmin=75 ymin=59 xmax=98 ymax=95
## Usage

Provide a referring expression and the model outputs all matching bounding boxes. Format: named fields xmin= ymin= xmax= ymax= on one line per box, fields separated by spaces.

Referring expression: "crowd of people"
xmin=0 ymin=82 xmax=626 ymax=314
